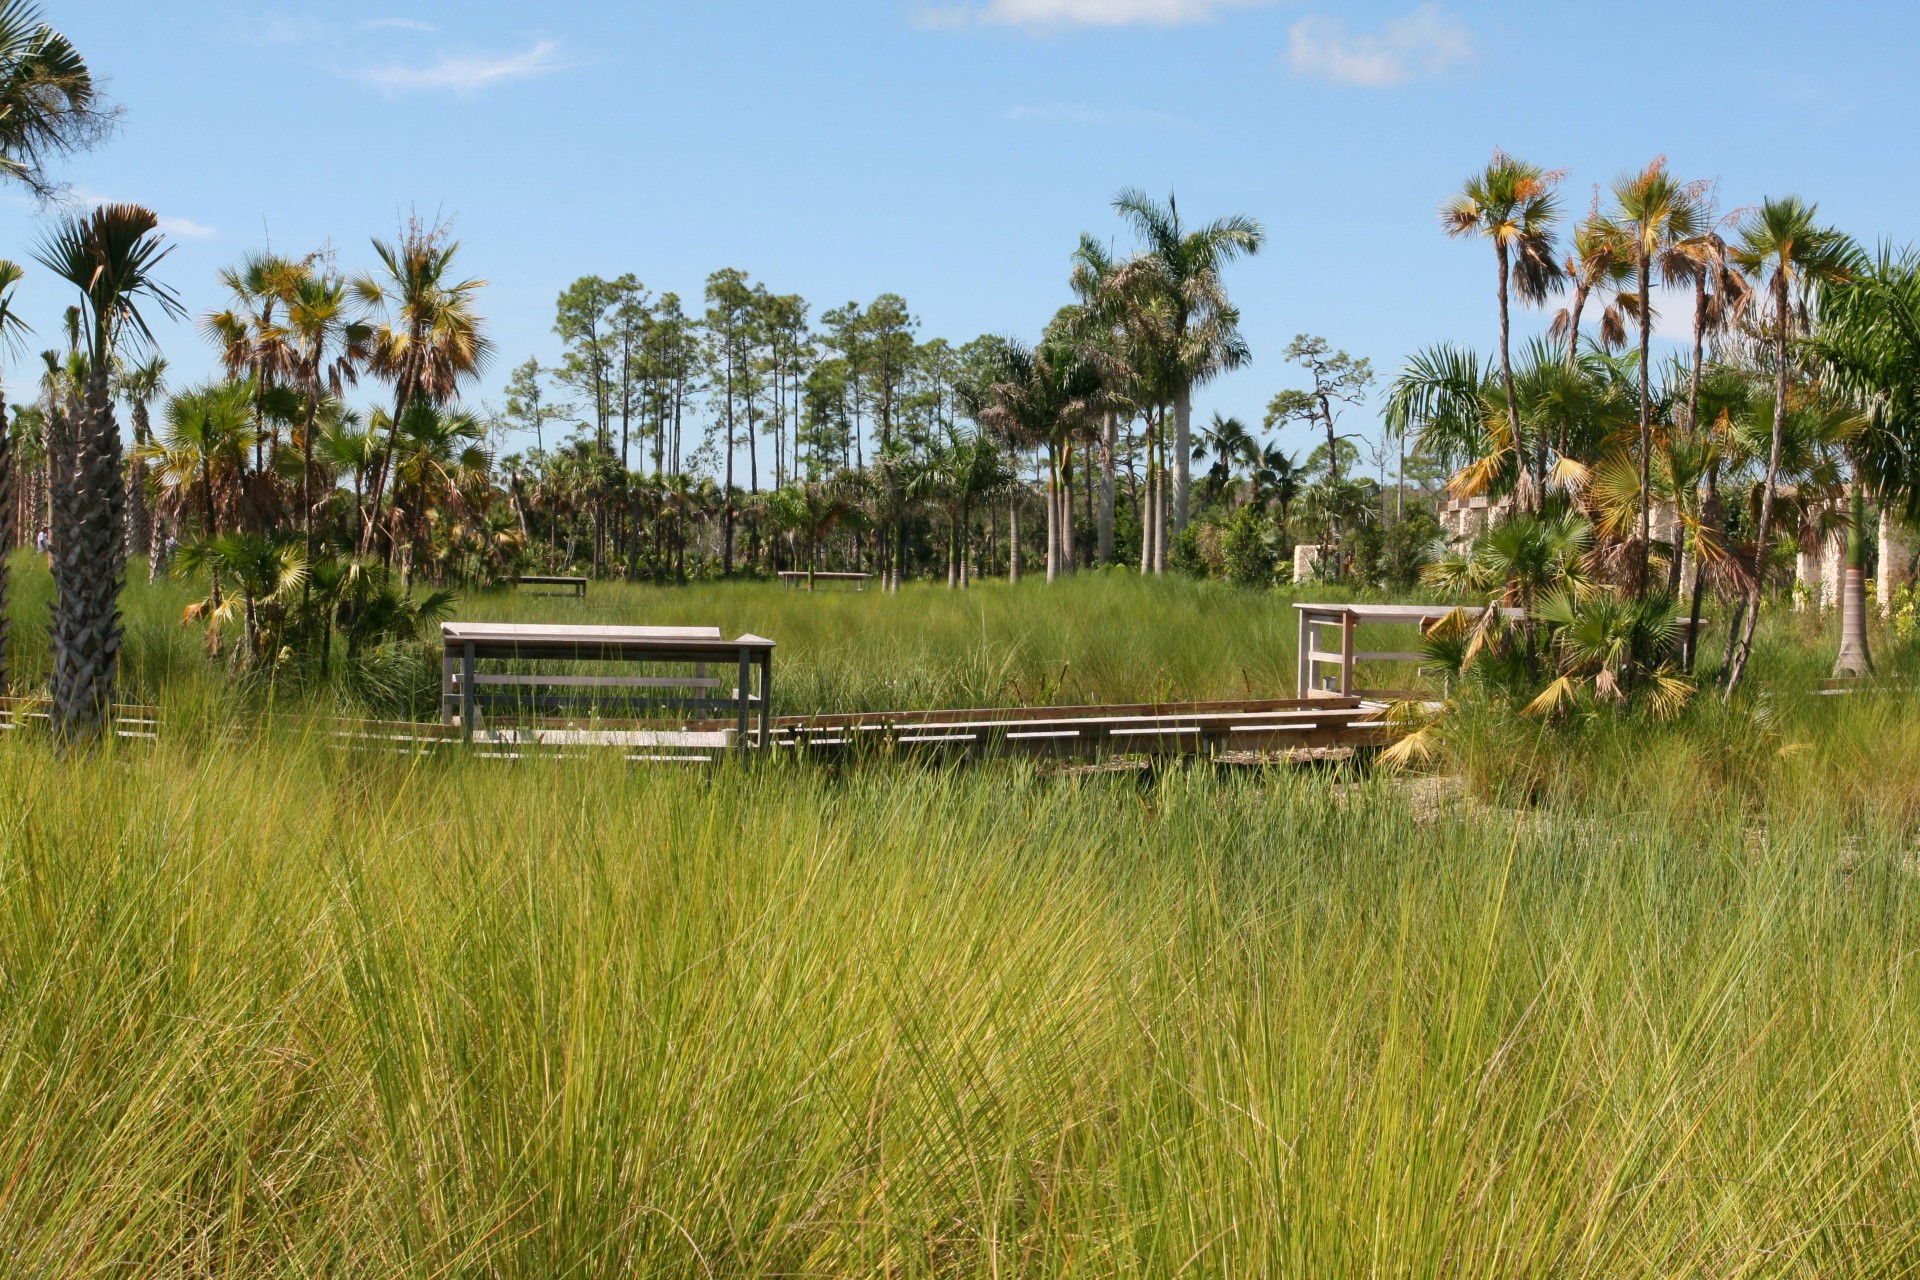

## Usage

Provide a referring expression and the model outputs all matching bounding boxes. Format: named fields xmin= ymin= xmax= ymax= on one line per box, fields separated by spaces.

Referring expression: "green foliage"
xmin=1219 ymin=503 xmax=1277 ymax=589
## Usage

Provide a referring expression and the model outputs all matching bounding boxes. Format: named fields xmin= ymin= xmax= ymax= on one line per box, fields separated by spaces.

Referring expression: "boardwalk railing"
xmin=0 ymin=697 xmax=160 ymax=742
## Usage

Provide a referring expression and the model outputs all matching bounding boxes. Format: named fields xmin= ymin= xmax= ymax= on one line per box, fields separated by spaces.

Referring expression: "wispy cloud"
xmin=354 ymin=38 xmax=571 ymax=95
xmin=1005 ymin=102 xmax=1188 ymax=128
xmin=238 ymin=12 xmax=327 ymax=46
xmin=919 ymin=0 xmax=1275 ymax=30
xmin=1285 ymin=4 xmax=1474 ymax=87
xmin=361 ymin=17 xmax=439 ymax=33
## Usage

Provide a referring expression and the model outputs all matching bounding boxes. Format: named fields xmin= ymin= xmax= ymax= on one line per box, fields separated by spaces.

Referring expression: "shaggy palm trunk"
xmin=126 ymin=400 xmax=151 ymax=572
xmin=1683 ymin=469 xmax=1720 ymax=674
xmin=1833 ymin=483 xmax=1873 ymax=678
xmin=1495 ymin=242 xmax=1529 ymax=513
xmin=1097 ymin=412 xmax=1116 ymax=566
xmin=49 ymin=366 xmax=127 ymax=743
xmin=0 ymin=391 xmax=11 ymax=691
xmin=1725 ymin=275 xmax=1791 ymax=698
xmin=149 ymin=505 xmax=168 ymax=584
xmin=1635 ymin=248 xmax=1655 ymax=590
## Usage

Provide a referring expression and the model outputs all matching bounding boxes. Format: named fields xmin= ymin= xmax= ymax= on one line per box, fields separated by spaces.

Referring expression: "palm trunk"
xmin=1683 ymin=465 xmax=1719 ymax=674
xmin=1097 ymin=412 xmax=1116 ymax=566
xmin=1045 ymin=447 xmax=1058 ymax=584
xmin=1833 ymin=481 xmax=1873 ymax=677
xmin=0 ymin=391 xmax=12 ymax=691
xmin=1725 ymin=275 xmax=1791 ymax=698
xmin=1495 ymin=242 xmax=1529 ymax=512
xmin=49 ymin=361 xmax=127 ymax=742
xmin=1172 ymin=384 xmax=1193 ymax=534
xmin=1009 ymin=494 xmax=1021 ymax=584
xmin=1635 ymin=248 xmax=1654 ymax=588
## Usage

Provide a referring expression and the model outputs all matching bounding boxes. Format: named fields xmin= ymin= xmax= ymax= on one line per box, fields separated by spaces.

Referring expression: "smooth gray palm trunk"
xmin=1097 ymin=412 xmax=1116 ymax=566
xmin=49 ymin=366 xmax=127 ymax=742
xmin=1833 ymin=483 xmax=1873 ymax=678
xmin=1172 ymin=385 xmax=1192 ymax=535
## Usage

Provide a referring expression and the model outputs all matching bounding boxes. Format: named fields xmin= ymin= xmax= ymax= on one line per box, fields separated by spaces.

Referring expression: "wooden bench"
xmin=441 ymin=623 xmax=774 ymax=756
xmin=515 ymin=575 xmax=588 ymax=598
xmin=777 ymin=571 xmax=870 ymax=592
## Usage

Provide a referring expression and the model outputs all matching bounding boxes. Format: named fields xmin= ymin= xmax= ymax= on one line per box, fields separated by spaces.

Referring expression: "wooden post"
xmin=1339 ymin=611 xmax=1356 ymax=697
xmin=736 ymin=646 xmax=751 ymax=756
xmin=441 ymin=647 xmax=455 ymax=726
xmin=1296 ymin=609 xmax=1312 ymax=699
xmin=460 ymin=642 xmax=477 ymax=738
xmin=759 ymin=652 xmax=772 ymax=751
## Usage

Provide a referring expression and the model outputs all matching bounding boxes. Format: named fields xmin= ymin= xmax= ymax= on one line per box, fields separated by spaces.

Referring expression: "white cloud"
xmin=240 ymin=12 xmax=327 ymax=46
xmin=157 ymin=216 xmax=219 ymax=241
xmin=1285 ymin=4 xmax=1474 ymax=87
xmin=921 ymin=0 xmax=1275 ymax=29
xmin=53 ymin=187 xmax=218 ymax=240
xmin=361 ymin=17 xmax=439 ymax=33
xmin=354 ymin=38 xmax=571 ymax=95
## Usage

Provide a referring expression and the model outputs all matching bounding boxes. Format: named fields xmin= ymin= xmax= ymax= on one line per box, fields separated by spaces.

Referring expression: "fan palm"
xmin=1192 ymin=411 xmax=1257 ymax=505
xmin=0 ymin=0 xmax=107 ymax=199
xmin=1443 ymin=152 xmax=1564 ymax=505
xmin=1603 ymin=159 xmax=1708 ymax=578
xmin=1110 ymin=187 xmax=1263 ymax=536
xmin=1723 ymin=197 xmax=1857 ymax=695
xmin=0 ymin=258 xmax=29 ymax=688
xmin=1548 ymin=200 xmax=1630 ymax=365
xmin=34 ymin=203 xmax=181 ymax=740
xmin=282 ymin=268 xmax=372 ymax=576
xmin=354 ymin=219 xmax=492 ymax=561
xmin=201 ymin=252 xmax=301 ymax=480
xmin=175 ymin=532 xmax=306 ymax=664
xmin=388 ymin=401 xmax=490 ymax=585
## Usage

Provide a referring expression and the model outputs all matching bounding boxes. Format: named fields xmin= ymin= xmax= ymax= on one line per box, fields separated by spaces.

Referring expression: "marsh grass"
xmin=2 ymin=710 xmax=1919 ymax=1275
xmin=4 ymin=558 xmax=1918 ymax=1274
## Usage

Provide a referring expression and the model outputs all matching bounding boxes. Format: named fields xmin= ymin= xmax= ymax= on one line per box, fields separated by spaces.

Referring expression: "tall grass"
xmin=2 ymin=714 xmax=1918 ymax=1275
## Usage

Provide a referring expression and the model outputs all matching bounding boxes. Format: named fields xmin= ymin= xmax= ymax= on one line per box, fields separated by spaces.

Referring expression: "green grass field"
xmin=4 ymin=560 xmax=1919 ymax=1275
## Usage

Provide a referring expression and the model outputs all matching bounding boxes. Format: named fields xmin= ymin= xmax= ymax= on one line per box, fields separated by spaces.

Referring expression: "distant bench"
xmin=441 ymin=622 xmax=774 ymax=756
xmin=515 ymin=575 xmax=587 ymax=598
xmin=777 ymin=571 xmax=869 ymax=592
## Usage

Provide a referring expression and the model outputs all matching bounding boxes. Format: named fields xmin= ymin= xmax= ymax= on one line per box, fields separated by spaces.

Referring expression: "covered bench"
xmin=777 ymin=571 xmax=870 ymax=591
xmin=440 ymin=623 xmax=774 ymax=756
xmin=514 ymin=575 xmax=588 ymax=598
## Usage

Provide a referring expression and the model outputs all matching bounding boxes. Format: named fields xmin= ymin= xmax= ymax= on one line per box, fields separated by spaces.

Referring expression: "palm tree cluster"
xmin=1392 ymin=149 xmax=1920 ymax=713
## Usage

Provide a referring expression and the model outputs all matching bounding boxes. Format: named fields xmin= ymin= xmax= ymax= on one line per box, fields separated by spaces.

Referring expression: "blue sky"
xmin=4 ymin=0 xmax=1915 ymax=464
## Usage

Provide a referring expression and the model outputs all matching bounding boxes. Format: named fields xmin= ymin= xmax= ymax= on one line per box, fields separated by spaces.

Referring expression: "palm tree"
xmin=0 ymin=259 xmax=30 ymax=689
xmin=142 ymin=379 xmax=256 ymax=544
xmin=1603 ymin=159 xmax=1708 ymax=581
xmin=1723 ymin=197 xmax=1856 ymax=695
xmin=354 ymin=218 xmax=492 ymax=562
xmin=1443 ymin=152 xmax=1564 ymax=505
xmin=175 ymin=532 xmax=306 ymax=665
xmin=113 ymin=353 xmax=164 ymax=576
xmin=282 ymin=268 xmax=371 ymax=578
xmin=34 ymin=204 xmax=181 ymax=740
xmin=1192 ymin=411 xmax=1258 ymax=506
xmin=1110 ymin=188 xmax=1264 ymax=536
xmin=1548 ymin=200 xmax=1629 ymax=366
xmin=1808 ymin=247 xmax=1920 ymax=679
xmin=0 ymin=0 xmax=109 ymax=199
xmin=387 ymin=401 xmax=490 ymax=586
xmin=201 ymin=252 xmax=302 ymax=480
